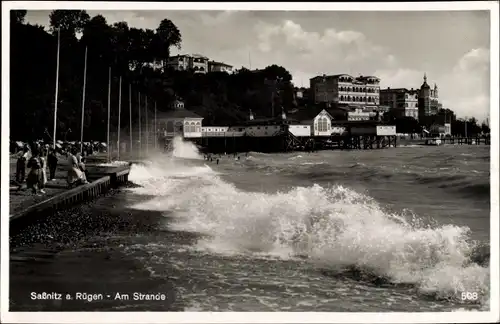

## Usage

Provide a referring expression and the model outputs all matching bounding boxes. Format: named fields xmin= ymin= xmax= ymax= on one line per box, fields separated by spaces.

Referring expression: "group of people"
xmin=203 ymin=152 xmax=249 ymax=164
xmin=14 ymin=143 xmax=90 ymax=195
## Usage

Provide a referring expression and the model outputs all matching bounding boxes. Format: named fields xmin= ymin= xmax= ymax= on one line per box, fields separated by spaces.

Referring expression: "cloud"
xmin=254 ymin=19 xmax=391 ymax=74
xmin=23 ymin=10 xmax=490 ymax=119
xmin=251 ymin=18 xmax=489 ymax=119
xmin=375 ymin=48 xmax=490 ymax=119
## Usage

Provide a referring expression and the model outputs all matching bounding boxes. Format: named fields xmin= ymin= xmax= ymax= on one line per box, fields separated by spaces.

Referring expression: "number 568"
xmin=461 ymin=292 xmax=478 ymax=301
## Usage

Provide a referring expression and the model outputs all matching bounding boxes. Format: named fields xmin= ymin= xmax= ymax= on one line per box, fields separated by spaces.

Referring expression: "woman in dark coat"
xmin=47 ymin=148 xmax=58 ymax=181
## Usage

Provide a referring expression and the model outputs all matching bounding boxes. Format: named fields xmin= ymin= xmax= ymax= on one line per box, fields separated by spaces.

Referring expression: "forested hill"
xmin=10 ymin=10 xmax=297 ymax=142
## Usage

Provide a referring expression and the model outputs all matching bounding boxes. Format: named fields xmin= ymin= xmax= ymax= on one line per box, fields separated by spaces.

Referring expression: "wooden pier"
xmin=10 ymin=164 xmax=131 ymax=228
xmin=426 ymin=136 xmax=491 ymax=145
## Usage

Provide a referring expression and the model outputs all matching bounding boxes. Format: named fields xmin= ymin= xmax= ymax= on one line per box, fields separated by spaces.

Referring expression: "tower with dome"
xmin=418 ymin=73 xmax=442 ymax=122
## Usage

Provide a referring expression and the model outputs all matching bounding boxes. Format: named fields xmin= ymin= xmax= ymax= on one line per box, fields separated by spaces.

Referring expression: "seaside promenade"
xmin=8 ymin=152 xmax=133 ymax=227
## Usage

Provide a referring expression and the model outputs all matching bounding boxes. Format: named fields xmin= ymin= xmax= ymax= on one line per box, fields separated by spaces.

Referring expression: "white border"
xmin=1 ymin=1 xmax=498 ymax=323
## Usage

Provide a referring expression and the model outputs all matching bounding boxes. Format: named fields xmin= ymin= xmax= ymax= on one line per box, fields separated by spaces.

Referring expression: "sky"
xmin=24 ymin=9 xmax=492 ymax=120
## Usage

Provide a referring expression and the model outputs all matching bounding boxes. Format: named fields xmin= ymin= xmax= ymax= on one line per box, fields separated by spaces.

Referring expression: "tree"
xmin=481 ymin=122 xmax=490 ymax=134
xmin=49 ymin=10 xmax=90 ymax=37
xmin=155 ymin=18 xmax=182 ymax=70
xmin=10 ymin=10 xmax=27 ymax=25
xmin=110 ymin=21 xmax=131 ymax=72
xmin=80 ymin=14 xmax=114 ymax=64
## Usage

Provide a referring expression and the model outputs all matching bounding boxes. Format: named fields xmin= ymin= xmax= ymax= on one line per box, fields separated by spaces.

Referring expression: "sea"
xmin=9 ymin=137 xmax=491 ymax=312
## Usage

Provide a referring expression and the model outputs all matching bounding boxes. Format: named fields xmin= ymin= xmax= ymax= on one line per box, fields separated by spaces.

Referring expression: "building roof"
xmin=381 ymin=87 xmax=419 ymax=94
xmin=380 ymin=87 xmax=408 ymax=92
xmin=191 ymin=53 xmax=209 ymax=59
xmin=310 ymin=74 xmax=381 ymax=84
xmin=209 ymin=61 xmax=233 ymax=68
xmin=310 ymin=74 xmax=350 ymax=81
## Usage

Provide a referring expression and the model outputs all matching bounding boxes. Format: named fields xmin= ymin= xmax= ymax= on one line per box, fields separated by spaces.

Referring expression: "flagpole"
xmin=129 ymin=84 xmax=132 ymax=156
xmin=154 ymin=101 xmax=157 ymax=149
xmin=52 ymin=28 xmax=61 ymax=149
xmin=145 ymin=96 xmax=149 ymax=155
xmin=117 ymin=76 xmax=122 ymax=161
xmin=80 ymin=46 xmax=88 ymax=154
xmin=107 ymin=67 xmax=111 ymax=163
xmin=138 ymin=92 xmax=142 ymax=158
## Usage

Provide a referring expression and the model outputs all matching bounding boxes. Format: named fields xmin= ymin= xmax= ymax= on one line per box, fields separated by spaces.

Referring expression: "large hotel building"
xmin=310 ymin=74 xmax=381 ymax=106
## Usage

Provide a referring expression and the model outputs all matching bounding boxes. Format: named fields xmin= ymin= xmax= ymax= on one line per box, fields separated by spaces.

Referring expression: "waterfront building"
xmin=288 ymin=106 xmax=347 ymax=136
xmin=347 ymin=107 xmax=371 ymax=121
xmin=157 ymin=99 xmax=204 ymax=138
xmin=309 ymin=74 xmax=380 ymax=106
xmin=201 ymin=126 xmax=245 ymax=137
xmin=379 ymin=87 xmax=419 ymax=119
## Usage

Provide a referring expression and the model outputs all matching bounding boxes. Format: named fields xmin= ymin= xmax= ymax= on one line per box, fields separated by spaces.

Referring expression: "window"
xmin=317 ymin=117 xmax=329 ymax=132
xmin=190 ymin=122 xmax=196 ymax=132
xmin=405 ymin=103 xmax=408 ymax=107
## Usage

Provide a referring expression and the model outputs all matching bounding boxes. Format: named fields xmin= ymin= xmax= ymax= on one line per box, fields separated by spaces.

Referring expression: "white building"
xmin=379 ymin=87 xmax=419 ymax=119
xmin=191 ymin=54 xmax=209 ymax=73
xmin=166 ymin=55 xmax=190 ymax=71
xmin=166 ymin=54 xmax=209 ymax=73
xmin=201 ymin=126 xmax=245 ymax=137
xmin=288 ymin=125 xmax=311 ymax=137
xmin=157 ymin=100 xmax=204 ymax=138
xmin=347 ymin=107 xmax=371 ymax=121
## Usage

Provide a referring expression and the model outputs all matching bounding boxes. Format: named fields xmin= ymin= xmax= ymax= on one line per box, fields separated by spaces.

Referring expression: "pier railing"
xmin=423 ymin=136 xmax=490 ymax=145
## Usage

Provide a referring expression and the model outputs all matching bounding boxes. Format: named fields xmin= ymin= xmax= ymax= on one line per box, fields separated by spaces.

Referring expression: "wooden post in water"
xmin=107 ymin=67 xmax=111 ymax=163
xmin=129 ymin=84 xmax=133 ymax=156
xmin=145 ymin=96 xmax=149 ymax=155
xmin=79 ymin=46 xmax=88 ymax=154
xmin=52 ymin=28 xmax=61 ymax=149
xmin=138 ymin=92 xmax=142 ymax=158
xmin=117 ymin=76 xmax=122 ymax=160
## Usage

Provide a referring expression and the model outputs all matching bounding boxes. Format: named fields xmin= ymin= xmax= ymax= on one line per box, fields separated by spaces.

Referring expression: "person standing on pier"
xmin=47 ymin=148 xmax=58 ymax=181
xmin=78 ymin=151 xmax=89 ymax=180
xmin=67 ymin=147 xmax=88 ymax=188
xmin=26 ymin=148 xmax=44 ymax=195
xmin=15 ymin=146 xmax=30 ymax=185
xmin=39 ymin=148 xmax=48 ymax=193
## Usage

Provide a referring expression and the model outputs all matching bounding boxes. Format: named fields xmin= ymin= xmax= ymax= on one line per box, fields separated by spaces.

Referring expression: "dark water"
xmin=10 ymin=141 xmax=490 ymax=312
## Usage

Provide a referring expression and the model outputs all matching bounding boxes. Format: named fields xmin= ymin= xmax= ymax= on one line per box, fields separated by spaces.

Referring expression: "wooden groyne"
xmin=10 ymin=164 xmax=131 ymax=227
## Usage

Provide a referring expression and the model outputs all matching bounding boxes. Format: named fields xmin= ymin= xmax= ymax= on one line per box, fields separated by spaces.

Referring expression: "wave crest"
xmin=125 ymin=138 xmax=489 ymax=305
